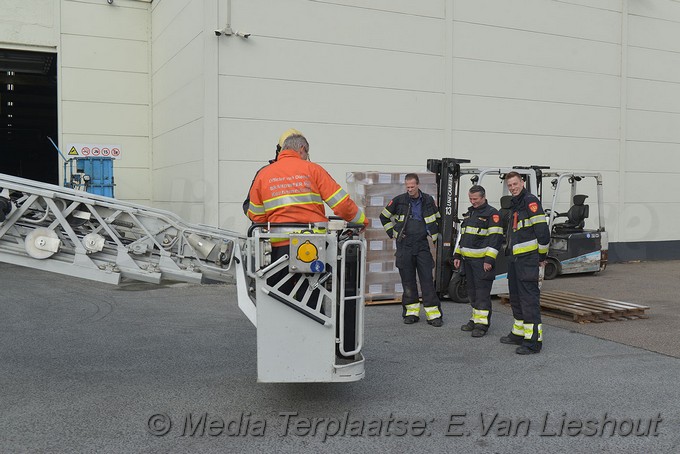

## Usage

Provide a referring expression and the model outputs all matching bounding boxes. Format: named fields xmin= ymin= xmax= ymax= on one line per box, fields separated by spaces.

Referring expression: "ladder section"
xmin=0 ymin=173 xmax=245 ymax=285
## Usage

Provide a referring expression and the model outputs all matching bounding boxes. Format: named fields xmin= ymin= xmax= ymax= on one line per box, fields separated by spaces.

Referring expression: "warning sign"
xmin=65 ymin=143 xmax=122 ymax=160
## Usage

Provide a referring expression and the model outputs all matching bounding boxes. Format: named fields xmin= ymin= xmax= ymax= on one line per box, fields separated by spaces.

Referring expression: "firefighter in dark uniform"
xmin=500 ymin=171 xmax=551 ymax=354
xmin=453 ymin=185 xmax=503 ymax=338
xmin=380 ymin=173 xmax=443 ymax=327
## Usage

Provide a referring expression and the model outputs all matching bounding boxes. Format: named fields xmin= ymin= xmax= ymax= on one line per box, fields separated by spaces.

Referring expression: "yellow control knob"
xmin=296 ymin=240 xmax=318 ymax=263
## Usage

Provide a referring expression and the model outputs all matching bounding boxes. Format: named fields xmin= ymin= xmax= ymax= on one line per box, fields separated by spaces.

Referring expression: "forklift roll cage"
xmin=427 ymin=159 xmax=606 ymax=301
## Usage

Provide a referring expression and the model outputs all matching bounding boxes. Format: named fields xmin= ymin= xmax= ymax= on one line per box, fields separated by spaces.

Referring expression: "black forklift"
xmin=427 ymin=160 xmax=542 ymax=302
xmin=426 ymin=158 xmax=469 ymax=301
xmin=426 ymin=160 xmax=605 ymax=303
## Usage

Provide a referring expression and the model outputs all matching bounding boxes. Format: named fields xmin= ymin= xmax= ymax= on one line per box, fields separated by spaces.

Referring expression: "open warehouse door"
xmin=0 ymin=48 xmax=58 ymax=185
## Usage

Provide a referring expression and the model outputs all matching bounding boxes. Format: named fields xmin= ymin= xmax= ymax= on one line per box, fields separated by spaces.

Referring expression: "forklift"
xmin=426 ymin=159 xmax=540 ymax=302
xmin=426 ymin=158 xmax=469 ymax=301
xmin=512 ymin=167 xmax=608 ymax=279
xmin=427 ymin=160 xmax=606 ymax=303
xmin=541 ymin=171 xmax=608 ymax=280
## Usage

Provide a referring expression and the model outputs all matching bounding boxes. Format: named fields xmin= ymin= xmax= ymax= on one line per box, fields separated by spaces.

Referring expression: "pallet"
xmin=365 ymin=295 xmax=401 ymax=306
xmin=499 ymin=290 xmax=650 ymax=324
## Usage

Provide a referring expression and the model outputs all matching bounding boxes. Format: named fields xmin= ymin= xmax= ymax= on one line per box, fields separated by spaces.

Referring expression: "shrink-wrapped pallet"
xmin=347 ymin=171 xmax=438 ymax=303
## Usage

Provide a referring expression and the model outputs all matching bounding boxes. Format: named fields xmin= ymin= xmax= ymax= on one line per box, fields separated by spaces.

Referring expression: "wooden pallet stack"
xmin=346 ymin=171 xmax=437 ymax=305
xmin=500 ymin=290 xmax=650 ymax=323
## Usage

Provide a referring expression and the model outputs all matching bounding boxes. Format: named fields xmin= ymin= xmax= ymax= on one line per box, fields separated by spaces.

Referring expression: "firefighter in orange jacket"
xmin=242 ymin=128 xmax=304 ymax=216
xmin=247 ymin=133 xmax=367 ymax=295
xmin=247 ymin=133 xmax=367 ymax=321
xmin=247 ymin=134 xmax=367 ymax=229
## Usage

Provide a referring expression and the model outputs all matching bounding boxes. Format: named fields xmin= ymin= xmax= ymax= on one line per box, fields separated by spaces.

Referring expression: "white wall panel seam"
xmin=550 ymin=0 xmax=622 ymax=13
xmin=150 ymin=0 xmax=196 ymax=44
xmin=454 ymin=56 xmax=621 ymax=78
xmin=60 ymin=32 xmax=147 ymax=44
xmin=628 ymin=107 xmax=680 ymax=115
xmin=152 ymin=73 xmax=203 ymax=106
xmin=152 ymin=117 xmax=202 ymax=140
xmin=307 ymin=0 xmax=443 ymax=19
xmin=628 ymin=44 xmax=680 ymax=54
xmin=451 ymin=130 xmax=621 ymax=141
xmin=151 ymin=31 xmax=202 ymax=75
xmin=152 ymin=160 xmax=204 ymax=171
xmin=61 ymin=99 xmax=148 ymax=106
xmin=628 ymin=76 xmax=680 ymax=85
xmin=452 ymin=92 xmax=620 ymax=109
xmin=452 ymin=20 xmax=621 ymax=45
xmin=244 ymin=35 xmax=444 ymax=58
xmin=628 ymin=13 xmax=680 ymax=25
xmin=216 ymin=116 xmax=445 ymax=131
xmin=216 ymin=74 xmax=444 ymax=95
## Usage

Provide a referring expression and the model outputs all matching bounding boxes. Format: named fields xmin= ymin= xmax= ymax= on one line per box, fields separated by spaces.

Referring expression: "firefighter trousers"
xmin=507 ymin=252 xmax=543 ymax=349
xmin=395 ymin=241 xmax=441 ymax=320
xmin=462 ymin=258 xmax=494 ymax=329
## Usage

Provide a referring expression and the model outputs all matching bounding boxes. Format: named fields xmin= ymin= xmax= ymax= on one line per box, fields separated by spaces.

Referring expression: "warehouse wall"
xmin=616 ymin=0 xmax=680 ymax=260
xmin=0 ymin=0 xmax=56 ymax=47
xmin=150 ymin=0 xmax=219 ymax=223
xmin=216 ymin=0 xmax=448 ymax=232
xmin=0 ymin=0 xmax=152 ymax=204
xmin=6 ymin=0 xmax=676 ymax=259
xmin=212 ymin=0 xmax=680 ymax=260
xmin=60 ymin=0 xmax=151 ymax=204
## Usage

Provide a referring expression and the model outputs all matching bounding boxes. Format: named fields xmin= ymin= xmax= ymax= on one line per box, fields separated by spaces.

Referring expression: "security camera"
xmin=215 ymin=26 xmax=233 ymax=37
xmin=107 ymin=0 xmax=113 ymax=4
xmin=235 ymin=31 xmax=251 ymax=38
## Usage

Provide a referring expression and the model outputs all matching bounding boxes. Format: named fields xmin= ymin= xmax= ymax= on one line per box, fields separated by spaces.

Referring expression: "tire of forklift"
xmin=448 ymin=272 xmax=470 ymax=303
xmin=543 ymin=259 xmax=560 ymax=280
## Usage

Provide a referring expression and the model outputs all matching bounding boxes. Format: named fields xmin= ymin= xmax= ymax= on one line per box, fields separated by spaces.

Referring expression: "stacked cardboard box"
xmin=346 ymin=171 xmax=437 ymax=303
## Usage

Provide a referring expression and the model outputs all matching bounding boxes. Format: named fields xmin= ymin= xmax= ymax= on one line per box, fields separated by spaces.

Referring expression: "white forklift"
xmin=427 ymin=161 xmax=606 ymax=302
xmin=540 ymin=171 xmax=608 ymax=280
xmin=0 ymin=172 xmax=366 ymax=383
xmin=444 ymin=165 xmax=542 ymax=302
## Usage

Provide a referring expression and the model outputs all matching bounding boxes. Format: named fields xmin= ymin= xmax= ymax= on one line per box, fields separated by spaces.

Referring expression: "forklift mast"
xmin=512 ymin=165 xmax=550 ymax=201
xmin=426 ymin=158 xmax=470 ymax=297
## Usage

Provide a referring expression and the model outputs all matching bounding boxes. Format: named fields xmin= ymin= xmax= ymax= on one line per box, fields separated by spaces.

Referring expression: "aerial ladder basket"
xmin=236 ymin=222 xmax=366 ymax=382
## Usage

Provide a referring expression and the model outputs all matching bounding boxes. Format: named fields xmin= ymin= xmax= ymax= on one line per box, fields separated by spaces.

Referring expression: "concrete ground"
xmin=0 ymin=260 xmax=679 ymax=453
xmin=535 ymin=260 xmax=680 ymax=358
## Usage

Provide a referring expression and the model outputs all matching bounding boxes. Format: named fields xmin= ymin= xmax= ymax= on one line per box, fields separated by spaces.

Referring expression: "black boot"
xmin=500 ymin=333 xmax=523 ymax=345
xmin=403 ymin=315 xmax=419 ymax=324
xmin=516 ymin=342 xmax=542 ymax=355
xmin=472 ymin=328 xmax=487 ymax=337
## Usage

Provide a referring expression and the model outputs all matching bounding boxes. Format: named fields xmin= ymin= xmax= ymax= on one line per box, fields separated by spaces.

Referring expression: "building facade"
xmin=1 ymin=0 xmax=680 ymax=260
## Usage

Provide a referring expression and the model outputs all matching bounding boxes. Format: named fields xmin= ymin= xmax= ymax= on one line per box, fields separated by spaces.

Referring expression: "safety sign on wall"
xmin=66 ymin=143 xmax=122 ymax=159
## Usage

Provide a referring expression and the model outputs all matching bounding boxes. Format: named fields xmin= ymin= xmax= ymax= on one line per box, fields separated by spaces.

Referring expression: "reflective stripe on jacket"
xmin=379 ymin=191 xmax=440 ymax=242
xmin=508 ymin=188 xmax=550 ymax=259
xmin=453 ymin=201 xmax=503 ymax=264
xmin=247 ymin=150 xmax=367 ymax=227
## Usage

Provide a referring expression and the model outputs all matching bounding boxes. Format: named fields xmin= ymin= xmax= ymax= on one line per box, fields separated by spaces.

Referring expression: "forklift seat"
xmin=498 ymin=195 xmax=512 ymax=232
xmin=553 ymin=194 xmax=589 ymax=232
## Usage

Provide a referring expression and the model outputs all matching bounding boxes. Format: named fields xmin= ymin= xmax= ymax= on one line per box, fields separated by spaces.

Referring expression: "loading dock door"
xmin=0 ymin=49 xmax=58 ymax=185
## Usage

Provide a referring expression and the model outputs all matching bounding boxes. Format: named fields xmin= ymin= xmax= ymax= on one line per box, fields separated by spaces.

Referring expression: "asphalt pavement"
xmin=1 ymin=260 xmax=679 ymax=453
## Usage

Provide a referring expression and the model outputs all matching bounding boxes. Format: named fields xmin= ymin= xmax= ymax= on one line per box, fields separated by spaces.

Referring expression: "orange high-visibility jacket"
xmin=247 ymin=150 xmax=367 ymax=226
